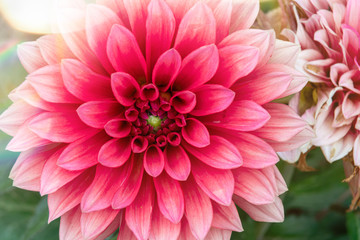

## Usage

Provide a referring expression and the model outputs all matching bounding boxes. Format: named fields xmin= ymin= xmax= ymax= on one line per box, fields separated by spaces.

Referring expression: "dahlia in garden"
xmin=0 ymin=0 xmax=311 ymax=239
xmin=278 ymin=0 xmax=360 ymax=167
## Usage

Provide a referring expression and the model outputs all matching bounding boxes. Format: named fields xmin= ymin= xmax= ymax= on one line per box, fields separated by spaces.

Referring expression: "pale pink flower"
xmin=0 ymin=0 xmax=310 ymax=239
xmin=279 ymin=0 xmax=360 ymax=165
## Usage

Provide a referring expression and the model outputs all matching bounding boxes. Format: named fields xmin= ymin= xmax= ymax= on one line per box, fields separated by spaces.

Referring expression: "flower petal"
xmin=201 ymin=100 xmax=270 ymax=132
xmin=17 ymin=41 xmax=47 ymax=73
xmin=29 ymin=111 xmax=97 ymax=143
xmin=111 ymin=72 xmax=141 ymax=107
xmin=212 ymin=201 xmax=243 ymax=232
xmin=81 ymin=162 xmax=132 ymax=212
xmin=40 ymin=147 xmax=83 ymax=195
xmin=27 ymin=65 xmax=81 ymax=104
xmin=183 ymin=135 xmax=243 ymax=169
xmin=233 ymin=168 xmax=276 ymax=205
xmin=182 ymin=118 xmax=210 ymax=148
xmin=191 ymin=84 xmax=235 ymax=116
xmin=81 ymin=208 xmax=120 ymax=239
xmin=233 ymin=195 xmax=284 ymax=222
xmin=98 ymin=138 xmax=132 ymax=168
xmin=107 ymin=24 xmax=147 ymax=81
xmin=152 ymin=49 xmax=182 ymax=92
xmin=77 ymin=101 xmax=121 ymax=129
xmin=174 ymin=2 xmax=216 ymax=57
xmin=37 ymin=34 xmax=75 ymax=65
xmin=86 ymin=4 xmax=122 ymax=73
xmin=146 ymin=0 xmax=176 ymax=71
xmin=230 ymin=0 xmax=259 ymax=31
xmin=192 ymin=159 xmax=234 ymax=206
xmin=48 ymin=169 xmax=95 ymax=222
xmin=170 ymin=91 xmax=197 ymax=114
xmin=149 ymin=204 xmax=181 ymax=240
xmin=57 ymin=132 xmax=109 ymax=171
xmin=125 ymin=174 xmax=155 ymax=240
xmin=144 ymin=145 xmax=165 ymax=177
xmin=231 ymin=64 xmax=293 ymax=105
xmin=112 ymin=155 xmax=144 ymax=209
xmin=210 ymin=45 xmax=259 ymax=88
xmin=154 ymin=172 xmax=184 ymax=223
xmin=172 ymin=45 xmax=219 ymax=91
xmin=182 ymin=177 xmax=213 ymax=240
xmin=61 ymin=59 xmax=113 ymax=102
xmin=164 ymin=145 xmax=191 ymax=181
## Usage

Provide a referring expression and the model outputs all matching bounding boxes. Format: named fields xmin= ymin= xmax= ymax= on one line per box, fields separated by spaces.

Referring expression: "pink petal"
xmin=172 ymin=45 xmax=219 ymax=91
xmin=182 ymin=118 xmax=210 ymax=148
xmin=111 ymin=72 xmax=141 ymax=106
xmin=17 ymin=41 xmax=47 ymax=73
xmin=230 ymin=0 xmax=259 ymax=31
xmin=77 ymin=101 xmax=121 ymax=128
xmin=57 ymin=7 xmax=106 ymax=75
xmin=6 ymin=122 xmax=51 ymax=152
xmin=59 ymin=207 xmax=82 ymax=240
xmin=81 ymin=162 xmax=132 ymax=212
xmin=146 ymin=0 xmax=176 ymax=71
xmin=210 ymin=45 xmax=259 ymax=88
xmin=233 ymin=195 xmax=284 ymax=222
xmin=192 ymin=160 xmax=234 ymax=206
xmin=29 ymin=111 xmax=98 ymax=143
xmin=40 ymin=147 xmax=83 ymax=195
xmin=86 ymin=4 xmax=122 ymax=73
xmin=268 ymin=39 xmax=300 ymax=67
xmin=112 ymin=155 xmax=144 ymax=209
xmin=154 ymin=172 xmax=184 ymax=223
xmin=204 ymin=228 xmax=232 ymax=240
xmin=205 ymin=0 xmax=232 ymax=43
xmin=97 ymin=0 xmax=130 ymax=27
xmin=57 ymin=132 xmax=109 ymax=171
xmin=152 ymin=49 xmax=182 ymax=92
xmin=48 ymin=169 xmax=95 ymax=222
xmin=81 ymin=208 xmax=120 ymax=239
xmin=94 ymin=212 xmax=122 ymax=240
xmin=61 ymin=59 xmax=113 ymax=102
xmin=98 ymin=138 xmax=132 ymax=168
xmin=224 ymin=132 xmax=279 ymax=169
xmin=201 ymin=100 xmax=270 ymax=131
xmin=231 ymin=64 xmax=293 ymax=105
xmin=125 ymin=174 xmax=155 ymax=240
xmin=0 ymin=100 xmax=42 ymax=136
xmin=183 ymin=135 xmax=243 ymax=169
xmin=140 ymin=84 xmax=160 ymax=101
xmin=11 ymin=145 xmax=57 ymax=191
xmin=104 ymin=119 xmax=132 ymax=138
xmin=170 ymin=91 xmax=197 ymax=114
xmin=163 ymin=0 xmax=197 ymax=26
xmin=122 ymin=0 xmax=151 ymax=53
xmin=354 ymin=135 xmax=360 ymax=166
xmin=174 ymin=2 xmax=216 ymax=57
xmin=252 ymin=103 xmax=307 ymax=142
xmin=177 ymin=219 xmax=197 ymax=240
xmin=107 ymin=24 xmax=147 ymax=81
xmin=27 ymin=65 xmax=81 ymax=104
xmin=118 ymin=219 xmax=138 ymax=240
xmin=233 ymin=168 xmax=276 ymax=205
xmin=345 ymin=0 xmax=360 ymax=33
xmin=191 ymin=84 xmax=235 ymax=116
xmin=182 ymin=177 xmax=213 ymax=240
xmin=144 ymin=145 xmax=165 ymax=177
xmin=37 ymin=34 xmax=75 ymax=65
xmin=342 ymin=92 xmax=360 ymax=119
xmin=149 ymin=204 xmax=181 ymax=240
xmin=164 ymin=145 xmax=191 ymax=181
xmin=219 ymin=29 xmax=275 ymax=67
xmin=212 ymin=201 xmax=243 ymax=232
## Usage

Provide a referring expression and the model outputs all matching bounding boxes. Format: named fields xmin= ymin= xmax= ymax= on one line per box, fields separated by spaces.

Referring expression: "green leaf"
xmin=346 ymin=211 xmax=360 ymax=240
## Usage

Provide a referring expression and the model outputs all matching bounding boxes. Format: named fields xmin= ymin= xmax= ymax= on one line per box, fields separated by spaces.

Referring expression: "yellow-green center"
xmin=147 ymin=115 xmax=162 ymax=129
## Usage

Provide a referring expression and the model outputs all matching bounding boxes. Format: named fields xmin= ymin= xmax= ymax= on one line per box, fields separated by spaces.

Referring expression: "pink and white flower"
xmin=279 ymin=0 xmax=360 ymax=165
xmin=0 ymin=0 xmax=310 ymax=239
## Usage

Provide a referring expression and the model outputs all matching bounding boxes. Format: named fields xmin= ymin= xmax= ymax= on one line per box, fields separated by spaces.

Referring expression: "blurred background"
xmin=0 ymin=0 xmax=357 ymax=239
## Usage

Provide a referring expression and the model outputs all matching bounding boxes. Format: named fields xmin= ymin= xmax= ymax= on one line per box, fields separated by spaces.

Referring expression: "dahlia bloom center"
xmin=119 ymin=83 xmax=189 ymax=152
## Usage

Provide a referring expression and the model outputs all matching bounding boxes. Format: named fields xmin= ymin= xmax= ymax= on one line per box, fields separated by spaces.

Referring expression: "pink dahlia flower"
xmin=0 ymin=0 xmax=310 ymax=239
xmin=279 ymin=0 xmax=360 ymax=165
